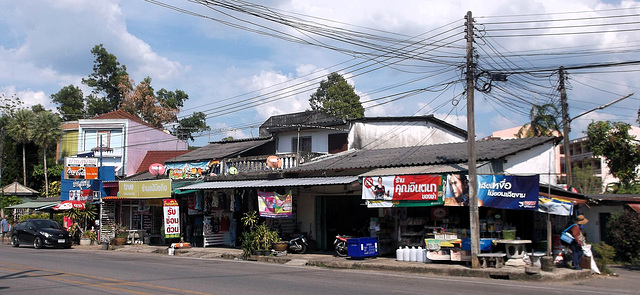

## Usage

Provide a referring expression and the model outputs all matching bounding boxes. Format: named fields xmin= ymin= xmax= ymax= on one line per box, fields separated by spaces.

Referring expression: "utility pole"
xmin=559 ymin=67 xmax=571 ymax=190
xmin=465 ymin=11 xmax=480 ymax=269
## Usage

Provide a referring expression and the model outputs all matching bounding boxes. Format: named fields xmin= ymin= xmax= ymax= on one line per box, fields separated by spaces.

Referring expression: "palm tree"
xmin=32 ymin=111 xmax=62 ymax=197
xmin=517 ymin=104 xmax=561 ymax=138
xmin=7 ymin=109 xmax=35 ymax=185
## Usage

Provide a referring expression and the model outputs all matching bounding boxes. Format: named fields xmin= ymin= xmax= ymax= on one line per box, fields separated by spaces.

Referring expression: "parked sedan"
xmin=11 ymin=219 xmax=72 ymax=249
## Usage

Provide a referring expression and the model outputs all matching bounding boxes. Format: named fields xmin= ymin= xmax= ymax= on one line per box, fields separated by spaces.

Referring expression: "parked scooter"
xmin=287 ymin=234 xmax=308 ymax=254
xmin=334 ymin=234 xmax=350 ymax=257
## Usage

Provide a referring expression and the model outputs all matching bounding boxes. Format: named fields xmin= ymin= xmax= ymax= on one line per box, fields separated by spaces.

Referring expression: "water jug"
xmin=416 ymin=246 xmax=424 ymax=262
xmin=402 ymin=246 xmax=411 ymax=261
xmin=396 ymin=247 xmax=403 ymax=261
xmin=409 ymin=246 xmax=417 ymax=262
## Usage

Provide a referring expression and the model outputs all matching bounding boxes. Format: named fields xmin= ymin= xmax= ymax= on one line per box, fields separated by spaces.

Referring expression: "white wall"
xmin=348 ymin=121 xmax=465 ymax=150
xmin=503 ymin=141 xmax=558 ymax=185
xmin=581 ymin=204 xmax=625 ymax=244
xmin=276 ymin=129 xmax=337 ymax=154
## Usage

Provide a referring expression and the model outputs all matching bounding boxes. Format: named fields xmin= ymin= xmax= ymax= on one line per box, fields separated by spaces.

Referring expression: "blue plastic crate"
xmin=461 ymin=238 xmax=493 ymax=251
xmin=347 ymin=237 xmax=378 ymax=258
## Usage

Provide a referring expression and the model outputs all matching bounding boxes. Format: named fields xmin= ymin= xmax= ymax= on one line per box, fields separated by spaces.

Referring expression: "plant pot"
xmin=254 ymin=249 xmax=271 ymax=256
xmin=111 ymin=237 xmax=126 ymax=246
xmin=273 ymin=242 xmax=288 ymax=251
xmin=101 ymin=242 xmax=109 ymax=250
xmin=80 ymin=238 xmax=92 ymax=246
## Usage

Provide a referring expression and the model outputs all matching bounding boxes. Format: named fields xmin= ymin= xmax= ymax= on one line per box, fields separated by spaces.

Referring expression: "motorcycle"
xmin=334 ymin=234 xmax=351 ymax=257
xmin=287 ymin=234 xmax=308 ymax=254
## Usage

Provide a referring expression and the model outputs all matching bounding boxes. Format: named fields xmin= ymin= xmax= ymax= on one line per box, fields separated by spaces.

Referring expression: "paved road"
xmin=0 ymin=245 xmax=637 ymax=295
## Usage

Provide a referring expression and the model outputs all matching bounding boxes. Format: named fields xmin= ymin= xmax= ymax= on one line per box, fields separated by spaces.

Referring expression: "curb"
xmin=100 ymin=245 xmax=592 ymax=281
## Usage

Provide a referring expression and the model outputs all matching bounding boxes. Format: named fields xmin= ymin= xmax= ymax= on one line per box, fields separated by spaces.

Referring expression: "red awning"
xmin=53 ymin=200 xmax=86 ymax=211
xmin=628 ymin=203 xmax=640 ymax=216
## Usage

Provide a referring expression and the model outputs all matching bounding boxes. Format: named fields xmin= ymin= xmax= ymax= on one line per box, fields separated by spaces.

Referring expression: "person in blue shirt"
xmin=1 ymin=216 xmax=9 ymax=244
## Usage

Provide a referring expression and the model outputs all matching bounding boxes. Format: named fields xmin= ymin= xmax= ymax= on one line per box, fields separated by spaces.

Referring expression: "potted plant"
xmin=104 ymin=223 xmax=129 ymax=246
xmin=62 ymin=202 xmax=97 ymax=245
xmin=240 ymin=211 xmax=279 ymax=258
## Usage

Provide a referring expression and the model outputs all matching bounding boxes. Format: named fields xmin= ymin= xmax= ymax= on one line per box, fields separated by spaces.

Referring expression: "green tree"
xmin=173 ymin=112 xmax=211 ymax=142
xmin=31 ymin=111 xmax=62 ymax=197
xmin=0 ymin=94 xmax=24 ymax=190
xmin=516 ymin=104 xmax=560 ymax=138
xmin=51 ymin=85 xmax=85 ymax=121
xmin=156 ymin=88 xmax=189 ymax=110
xmin=586 ymin=121 xmax=640 ymax=189
xmin=119 ymin=76 xmax=180 ymax=128
xmin=6 ymin=109 xmax=35 ymax=186
xmin=571 ymin=164 xmax=603 ymax=194
xmin=606 ymin=210 xmax=640 ymax=263
xmin=82 ymin=44 xmax=130 ymax=116
xmin=309 ymin=72 xmax=364 ymax=119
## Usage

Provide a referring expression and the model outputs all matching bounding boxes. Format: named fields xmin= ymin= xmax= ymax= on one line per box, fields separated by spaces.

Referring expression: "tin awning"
xmin=178 ymin=176 xmax=359 ymax=190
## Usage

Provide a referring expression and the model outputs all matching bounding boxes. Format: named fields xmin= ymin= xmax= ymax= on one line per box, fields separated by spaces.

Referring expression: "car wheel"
xmin=11 ymin=235 xmax=19 ymax=247
xmin=33 ymin=237 xmax=43 ymax=249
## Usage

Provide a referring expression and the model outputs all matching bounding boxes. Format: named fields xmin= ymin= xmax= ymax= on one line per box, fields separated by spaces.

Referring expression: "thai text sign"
xmin=119 ymin=179 xmax=171 ymax=199
xmin=258 ymin=191 xmax=292 ymax=218
xmin=477 ymin=175 xmax=539 ymax=210
xmin=163 ymin=199 xmax=180 ymax=238
xmin=362 ymin=175 xmax=442 ymax=201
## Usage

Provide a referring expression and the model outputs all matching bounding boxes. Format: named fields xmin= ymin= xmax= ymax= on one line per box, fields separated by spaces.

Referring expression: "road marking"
xmin=0 ymin=261 xmax=214 ymax=295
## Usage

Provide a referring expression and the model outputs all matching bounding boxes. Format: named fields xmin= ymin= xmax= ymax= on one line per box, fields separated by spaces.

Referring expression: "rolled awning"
xmin=178 ymin=176 xmax=359 ymax=190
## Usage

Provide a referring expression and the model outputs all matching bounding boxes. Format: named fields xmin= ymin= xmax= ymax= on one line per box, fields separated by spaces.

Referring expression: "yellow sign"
xmin=119 ymin=179 xmax=172 ymax=199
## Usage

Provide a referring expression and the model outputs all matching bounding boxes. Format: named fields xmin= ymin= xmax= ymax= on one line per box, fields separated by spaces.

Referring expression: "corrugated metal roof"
xmin=360 ymin=163 xmax=472 ymax=176
xmin=7 ymin=201 xmax=59 ymax=210
xmin=165 ymin=137 xmax=273 ymax=163
xmin=179 ymin=176 xmax=358 ymax=190
xmin=291 ymin=137 xmax=557 ymax=172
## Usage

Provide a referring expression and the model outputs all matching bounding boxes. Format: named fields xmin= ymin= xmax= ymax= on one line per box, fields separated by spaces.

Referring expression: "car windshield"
xmin=33 ymin=220 xmax=62 ymax=229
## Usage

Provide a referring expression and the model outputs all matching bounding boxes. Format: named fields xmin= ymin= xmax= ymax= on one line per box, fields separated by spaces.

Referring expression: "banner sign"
xmin=258 ymin=191 xmax=292 ymax=218
xmin=166 ymin=161 xmax=212 ymax=179
xmin=64 ymin=157 xmax=98 ymax=180
xmin=163 ymin=199 xmax=180 ymax=238
xmin=477 ymin=175 xmax=539 ymax=210
xmin=362 ymin=175 xmax=442 ymax=201
xmin=366 ymin=200 xmax=444 ymax=208
xmin=119 ymin=179 xmax=171 ymax=199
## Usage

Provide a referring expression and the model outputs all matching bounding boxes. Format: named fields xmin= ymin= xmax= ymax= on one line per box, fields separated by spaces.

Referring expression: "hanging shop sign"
xmin=165 ymin=161 xmax=212 ymax=179
xmin=163 ymin=199 xmax=180 ymax=238
xmin=119 ymin=179 xmax=171 ymax=199
xmin=477 ymin=174 xmax=539 ymax=210
xmin=366 ymin=200 xmax=444 ymax=208
xmin=443 ymin=173 xmax=470 ymax=206
xmin=257 ymin=191 xmax=292 ymax=218
xmin=362 ymin=175 xmax=442 ymax=201
xmin=64 ymin=157 xmax=98 ymax=180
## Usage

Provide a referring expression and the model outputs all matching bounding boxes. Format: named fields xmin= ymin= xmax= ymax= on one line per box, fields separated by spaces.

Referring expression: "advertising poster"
xmin=362 ymin=175 xmax=442 ymax=201
xmin=119 ymin=179 xmax=171 ymax=198
xmin=477 ymin=175 xmax=539 ymax=210
xmin=64 ymin=157 xmax=98 ymax=180
xmin=163 ymin=199 xmax=180 ymax=238
xmin=257 ymin=191 xmax=292 ymax=218
xmin=443 ymin=173 xmax=470 ymax=206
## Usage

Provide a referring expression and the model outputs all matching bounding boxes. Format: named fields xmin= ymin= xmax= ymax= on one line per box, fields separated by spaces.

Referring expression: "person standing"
xmin=569 ymin=215 xmax=589 ymax=270
xmin=1 ymin=216 xmax=9 ymax=244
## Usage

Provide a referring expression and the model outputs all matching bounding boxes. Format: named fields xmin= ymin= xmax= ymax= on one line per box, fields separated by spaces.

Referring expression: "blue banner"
xmin=477 ymin=175 xmax=539 ymax=210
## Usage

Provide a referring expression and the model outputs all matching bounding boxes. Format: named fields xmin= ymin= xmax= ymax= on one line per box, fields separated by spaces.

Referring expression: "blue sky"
xmin=1 ymin=0 xmax=639 ymax=147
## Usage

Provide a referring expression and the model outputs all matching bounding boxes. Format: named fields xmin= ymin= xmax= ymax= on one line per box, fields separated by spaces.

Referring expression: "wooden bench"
xmin=477 ymin=253 xmax=507 ymax=268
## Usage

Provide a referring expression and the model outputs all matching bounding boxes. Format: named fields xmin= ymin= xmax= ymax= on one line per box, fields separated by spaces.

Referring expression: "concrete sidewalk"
xmin=76 ymin=244 xmax=591 ymax=282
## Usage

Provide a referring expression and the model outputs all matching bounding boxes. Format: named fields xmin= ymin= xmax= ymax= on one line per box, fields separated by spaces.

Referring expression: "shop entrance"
xmin=316 ymin=195 xmax=373 ymax=251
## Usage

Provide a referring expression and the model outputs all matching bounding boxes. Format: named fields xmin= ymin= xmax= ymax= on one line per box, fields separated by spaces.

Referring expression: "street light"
xmin=562 ymin=93 xmax=634 ymax=190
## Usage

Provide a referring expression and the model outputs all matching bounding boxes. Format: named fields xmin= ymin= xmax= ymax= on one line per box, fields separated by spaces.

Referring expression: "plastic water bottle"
xmin=396 ymin=247 xmax=403 ymax=261
xmin=416 ymin=246 xmax=424 ymax=262
xmin=409 ymin=246 xmax=417 ymax=262
xmin=402 ymin=246 xmax=411 ymax=261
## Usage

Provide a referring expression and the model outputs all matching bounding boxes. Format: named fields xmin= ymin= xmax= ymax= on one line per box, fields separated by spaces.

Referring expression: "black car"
xmin=11 ymin=219 xmax=72 ymax=249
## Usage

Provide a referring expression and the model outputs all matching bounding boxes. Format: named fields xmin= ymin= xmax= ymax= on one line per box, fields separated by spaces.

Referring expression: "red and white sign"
xmin=163 ymin=199 xmax=180 ymax=238
xmin=362 ymin=174 xmax=442 ymax=201
xmin=53 ymin=200 xmax=87 ymax=211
